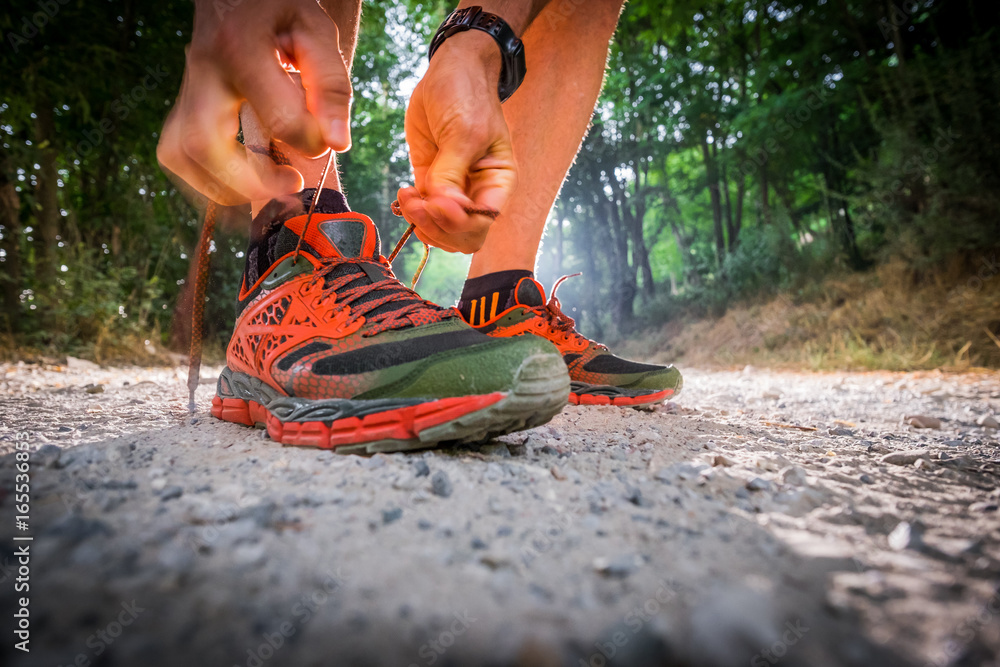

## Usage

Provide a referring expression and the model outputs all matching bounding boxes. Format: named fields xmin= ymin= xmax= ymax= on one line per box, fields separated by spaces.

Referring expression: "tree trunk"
xmin=34 ymin=102 xmax=61 ymax=284
xmin=0 ymin=147 xmax=21 ymax=331
xmin=701 ymin=140 xmax=725 ymax=266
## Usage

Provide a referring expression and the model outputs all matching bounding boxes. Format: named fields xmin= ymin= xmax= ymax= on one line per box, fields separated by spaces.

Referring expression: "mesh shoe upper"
xmin=227 ymin=191 xmax=559 ymax=401
xmin=471 ymin=276 xmax=682 ymax=394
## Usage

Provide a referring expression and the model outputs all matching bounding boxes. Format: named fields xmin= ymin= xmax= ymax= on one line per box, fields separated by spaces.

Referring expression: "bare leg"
xmin=245 ymin=0 xmax=363 ymax=217
xmin=467 ymin=0 xmax=625 ymax=278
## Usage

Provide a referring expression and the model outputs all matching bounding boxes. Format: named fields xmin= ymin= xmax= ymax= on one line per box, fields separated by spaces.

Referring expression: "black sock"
xmin=458 ymin=270 xmax=533 ymax=325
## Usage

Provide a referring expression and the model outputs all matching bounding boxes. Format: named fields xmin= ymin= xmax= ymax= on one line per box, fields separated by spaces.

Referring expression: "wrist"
xmin=433 ymin=30 xmax=502 ymax=81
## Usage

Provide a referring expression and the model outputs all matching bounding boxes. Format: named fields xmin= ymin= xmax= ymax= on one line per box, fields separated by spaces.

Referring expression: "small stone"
xmin=160 ymin=486 xmax=183 ymax=501
xmin=905 ymin=415 xmax=942 ymax=429
xmin=479 ymin=444 xmax=511 ymax=458
xmin=57 ymin=425 xmax=73 ymax=433
xmin=888 ymin=521 xmax=923 ymax=551
xmin=779 ymin=466 xmax=808 ymax=486
xmin=881 ymin=450 xmax=933 ymax=466
xmin=34 ymin=444 xmax=62 ymax=468
xmin=430 ymin=470 xmax=453 ymax=498
xmin=594 ymin=554 xmax=642 ymax=578
xmin=859 ymin=474 xmax=875 ymax=484
xmin=712 ymin=454 xmax=736 ymax=467
xmin=151 ymin=478 xmax=167 ymax=491
xmin=976 ymin=415 xmax=999 ymax=429
xmin=66 ymin=356 xmax=100 ymax=371
xmin=969 ymin=501 xmax=998 ymax=513
xmin=413 ymin=460 xmax=430 ymax=477
xmin=417 ymin=519 xmax=433 ymax=530
xmin=746 ymin=477 xmax=772 ymax=492
xmin=762 ymin=391 xmax=782 ymax=400
xmin=550 ymin=465 xmax=566 ymax=481
xmin=471 ymin=537 xmax=488 ymax=550
xmin=913 ymin=458 xmax=934 ymax=470
xmin=828 ymin=427 xmax=854 ymax=437
xmin=361 ymin=455 xmax=387 ymax=470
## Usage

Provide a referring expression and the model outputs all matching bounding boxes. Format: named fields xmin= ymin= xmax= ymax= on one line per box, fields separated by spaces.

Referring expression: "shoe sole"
xmin=211 ymin=353 xmax=570 ymax=454
xmin=569 ymin=383 xmax=679 ymax=408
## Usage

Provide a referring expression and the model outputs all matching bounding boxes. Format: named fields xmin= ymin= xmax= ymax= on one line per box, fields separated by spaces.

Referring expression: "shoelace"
xmin=527 ymin=273 xmax=607 ymax=351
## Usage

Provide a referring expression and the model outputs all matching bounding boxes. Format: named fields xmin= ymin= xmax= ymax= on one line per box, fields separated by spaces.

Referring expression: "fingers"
xmin=235 ymin=52 xmax=327 ymax=158
xmin=396 ymin=187 xmax=492 ymax=254
xmin=292 ymin=7 xmax=354 ymax=152
xmin=157 ymin=63 xmax=301 ymax=205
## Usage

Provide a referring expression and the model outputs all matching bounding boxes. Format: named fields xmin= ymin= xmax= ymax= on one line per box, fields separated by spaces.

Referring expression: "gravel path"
xmin=1 ymin=361 xmax=998 ymax=667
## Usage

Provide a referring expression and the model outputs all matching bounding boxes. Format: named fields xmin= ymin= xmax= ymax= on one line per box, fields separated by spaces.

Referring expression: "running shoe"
xmin=212 ymin=190 xmax=570 ymax=453
xmin=464 ymin=275 xmax=682 ymax=407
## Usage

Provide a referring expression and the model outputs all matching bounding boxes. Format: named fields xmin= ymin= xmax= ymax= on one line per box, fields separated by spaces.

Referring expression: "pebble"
xmin=859 ymin=474 xmax=875 ymax=484
xmin=361 ymin=455 xmax=387 ymax=470
xmin=160 ymin=486 xmax=184 ymax=501
xmin=479 ymin=444 xmax=511 ymax=458
xmin=881 ymin=450 xmax=933 ymax=466
xmin=382 ymin=507 xmax=403 ymax=525
xmin=888 ymin=521 xmax=923 ymax=551
xmin=976 ymin=415 xmax=999 ymax=429
xmin=656 ymin=462 xmax=709 ymax=482
xmin=413 ymin=459 xmax=430 ymax=477
xmin=829 ymin=427 xmax=855 ymax=437
xmin=779 ymin=466 xmax=808 ymax=486
xmin=968 ymin=501 xmax=998 ymax=513
xmin=905 ymin=415 xmax=942 ymax=429
xmin=430 ymin=470 xmax=453 ymax=498
xmin=594 ymin=554 xmax=642 ymax=578
xmin=34 ymin=444 xmax=62 ymax=468
xmin=470 ymin=537 xmax=488 ymax=550
xmin=84 ymin=383 xmax=105 ymax=394
xmin=712 ymin=454 xmax=736 ymax=467
xmin=746 ymin=477 xmax=772 ymax=492
xmin=550 ymin=465 xmax=567 ymax=481
xmin=417 ymin=519 xmax=433 ymax=530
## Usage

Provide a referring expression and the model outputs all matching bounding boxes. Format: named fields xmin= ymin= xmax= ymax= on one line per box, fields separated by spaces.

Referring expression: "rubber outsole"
xmin=211 ymin=353 xmax=570 ymax=454
xmin=569 ymin=387 xmax=675 ymax=407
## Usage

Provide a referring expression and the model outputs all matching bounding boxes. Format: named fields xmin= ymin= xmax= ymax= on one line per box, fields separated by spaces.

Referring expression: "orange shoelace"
xmin=527 ymin=274 xmax=606 ymax=352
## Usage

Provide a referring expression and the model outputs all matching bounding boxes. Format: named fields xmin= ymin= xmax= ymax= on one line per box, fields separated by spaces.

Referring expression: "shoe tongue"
xmin=513 ymin=277 xmax=546 ymax=307
xmin=284 ymin=212 xmax=382 ymax=260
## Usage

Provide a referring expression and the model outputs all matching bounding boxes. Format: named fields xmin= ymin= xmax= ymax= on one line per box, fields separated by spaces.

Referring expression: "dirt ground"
xmin=1 ymin=360 xmax=998 ymax=667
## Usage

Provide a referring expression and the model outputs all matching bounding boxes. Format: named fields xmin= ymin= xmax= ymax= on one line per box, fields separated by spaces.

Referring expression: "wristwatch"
xmin=428 ymin=6 xmax=527 ymax=103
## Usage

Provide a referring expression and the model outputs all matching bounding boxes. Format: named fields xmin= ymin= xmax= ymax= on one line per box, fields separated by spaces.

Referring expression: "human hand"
xmin=399 ymin=31 xmax=517 ymax=253
xmin=157 ymin=0 xmax=353 ymax=205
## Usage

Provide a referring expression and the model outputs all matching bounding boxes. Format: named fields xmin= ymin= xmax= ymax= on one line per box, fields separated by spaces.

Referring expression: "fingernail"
xmin=327 ymin=120 xmax=351 ymax=152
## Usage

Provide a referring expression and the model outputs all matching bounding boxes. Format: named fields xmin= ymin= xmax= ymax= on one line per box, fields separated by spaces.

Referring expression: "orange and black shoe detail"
xmin=464 ymin=275 xmax=682 ymax=408
xmin=212 ymin=189 xmax=570 ymax=453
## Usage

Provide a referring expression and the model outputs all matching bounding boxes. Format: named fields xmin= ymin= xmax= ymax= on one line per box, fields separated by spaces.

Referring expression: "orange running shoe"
xmin=464 ymin=275 xmax=682 ymax=407
xmin=212 ymin=190 xmax=569 ymax=453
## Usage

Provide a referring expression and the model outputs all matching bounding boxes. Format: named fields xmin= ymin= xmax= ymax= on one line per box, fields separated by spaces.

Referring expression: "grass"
xmin=620 ymin=256 xmax=1000 ymax=372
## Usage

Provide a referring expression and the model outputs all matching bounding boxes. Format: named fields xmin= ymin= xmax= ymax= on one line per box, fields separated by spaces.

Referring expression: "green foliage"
xmin=2 ymin=0 xmax=998 ymax=363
